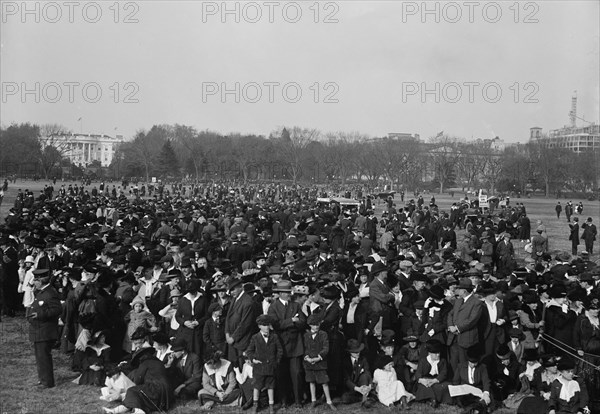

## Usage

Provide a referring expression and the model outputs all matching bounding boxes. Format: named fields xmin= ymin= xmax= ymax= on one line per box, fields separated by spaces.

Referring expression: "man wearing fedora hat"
xmin=447 ymin=278 xmax=484 ymax=372
xmin=367 ymin=261 xmax=395 ymax=336
xmin=225 ymin=277 xmax=258 ymax=368
xmin=268 ymin=280 xmax=305 ymax=407
xmin=448 ymin=347 xmax=491 ymax=413
xmin=341 ymin=339 xmax=375 ymax=408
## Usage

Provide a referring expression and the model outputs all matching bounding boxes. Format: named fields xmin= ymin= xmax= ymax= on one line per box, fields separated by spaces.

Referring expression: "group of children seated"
xmin=73 ymin=311 xmax=589 ymax=414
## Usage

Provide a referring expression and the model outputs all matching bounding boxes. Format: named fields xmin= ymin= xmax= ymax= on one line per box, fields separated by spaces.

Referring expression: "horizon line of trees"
xmin=1 ymin=122 xmax=598 ymax=197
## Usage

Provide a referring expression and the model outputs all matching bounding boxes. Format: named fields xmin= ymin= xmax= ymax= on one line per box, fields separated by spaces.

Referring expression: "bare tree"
xmin=272 ymin=126 xmax=320 ymax=184
xmin=428 ymin=134 xmax=461 ymax=194
xmin=38 ymin=123 xmax=72 ymax=178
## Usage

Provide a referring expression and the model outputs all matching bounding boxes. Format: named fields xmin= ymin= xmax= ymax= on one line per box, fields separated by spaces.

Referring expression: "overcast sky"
xmin=1 ymin=1 xmax=598 ymax=142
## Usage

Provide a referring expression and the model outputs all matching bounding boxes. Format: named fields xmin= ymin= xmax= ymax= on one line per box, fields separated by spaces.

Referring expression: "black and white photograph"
xmin=0 ymin=1 xmax=599 ymax=413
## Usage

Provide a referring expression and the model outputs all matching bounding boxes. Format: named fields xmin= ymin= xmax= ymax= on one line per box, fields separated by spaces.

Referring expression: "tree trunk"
xmin=545 ymin=178 xmax=550 ymax=198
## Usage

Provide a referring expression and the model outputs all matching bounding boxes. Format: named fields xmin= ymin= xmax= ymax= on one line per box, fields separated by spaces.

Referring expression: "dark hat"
xmin=227 ymin=277 xmax=243 ymax=290
xmin=555 ymin=252 xmax=572 ymax=262
xmin=207 ymin=303 xmax=222 ymax=315
xmin=403 ymin=329 xmax=419 ymax=342
xmin=523 ymin=348 xmax=539 ymax=362
xmin=509 ymin=327 xmax=525 ymax=341
xmin=171 ymin=337 xmax=188 ymax=352
xmin=522 ymin=291 xmax=539 ymax=304
xmin=180 ymin=257 xmax=192 ymax=268
xmin=549 ymin=284 xmax=567 ymax=299
xmin=557 ymin=357 xmax=576 ymax=371
xmin=541 ymin=354 xmax=558 ymax=367
xmin=580 ymin=272 xmax=594 ymax=283
xmin=32 ymin=268 xmax=51 ymax=279
xmin=307 ymin=313 xmax=323 ymax=326
xmin=256 ymin=314 xmax=273 ymax=326
xmin=426 ymin=339 xmax=443 ymax=354
xmin=267 ymin=264 xmax=284 ymax=275
xmin=346 ymin=339 xmax=365 ymax=353
xmin=321 ymin=285 xmax=340 ymax=300
xmin=478 ymin=281 xmax=496 ymax=296
xmin=411 ymin=272 xmax=430 ymax=284
xmin=243 ymin=282 xmax=259 ymax=294
xmin=376 ymin=328 xmax=393 ymax=344
xmin=152 ymin=331 xmax=170 ymax=346
xmin=370 ymin=261 xmax=387 ymax=276
xmin=429 ymin=284 xmax=445 ymax=301
xmin=496 ymin=343 xmax=512 ymax=360
xmin=457 ymin=278 xmax=474 ymax=291
xmin=375 ymin=355 xmax=393 ymax=370
xmin=273 ymin=280 xmax=293 ymax=292
xmin=467 ymin=346 xmax=481 ymax=363
xmin=130 ymin=326 xmax=150 ymax=341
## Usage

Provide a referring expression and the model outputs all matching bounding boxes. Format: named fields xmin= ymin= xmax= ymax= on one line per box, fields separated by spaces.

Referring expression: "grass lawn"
xmin=0 ymin=316 xmax=515 ymax=414
xmin=0 ymin=180 xmax=598 ymax=413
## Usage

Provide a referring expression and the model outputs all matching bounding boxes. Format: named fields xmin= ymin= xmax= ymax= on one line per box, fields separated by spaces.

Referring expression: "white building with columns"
xmin=41 ymin=133 xmax=124 ymax=167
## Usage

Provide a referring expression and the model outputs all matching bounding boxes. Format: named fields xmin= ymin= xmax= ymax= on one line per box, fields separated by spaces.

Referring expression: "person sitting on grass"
xmin=100 ymin=363 xmax=135 ymax=403
xmin=197 ymin=350 xmax=241 ymax=410
xmin=102 ymin=346 xmax=172 ymax=414
xmin=373 ymin=355 xmax=415 ymax=410
xmin=165 ymin=337 xmax=203 ymax=400
xmin=341 ymin=339 xmax=376 ymax=408
xmin=413 ymin=339 xmax=451 ymax=408
xmin=78 ymin=330 xmax=111 ymax=386
xmin=548 ymin=357 xmax=589 ymax=414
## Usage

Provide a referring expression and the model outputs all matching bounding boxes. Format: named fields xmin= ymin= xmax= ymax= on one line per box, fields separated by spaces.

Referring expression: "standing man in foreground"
xmin=28 ymin=268 xmax=62 ymax=388
xmin=582 ymin=217 xmax=597 ymax=255
xmin=569 ymin=217 xmax=580 ymax=256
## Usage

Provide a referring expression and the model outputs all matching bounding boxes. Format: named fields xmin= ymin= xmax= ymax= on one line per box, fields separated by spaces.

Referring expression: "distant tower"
xmin=569 ymin=91 xmax=577 ymax=128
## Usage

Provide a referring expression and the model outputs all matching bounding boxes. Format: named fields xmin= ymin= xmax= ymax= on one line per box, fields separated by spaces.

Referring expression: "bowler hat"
xmin=457 ymin=278 xmax=474 ymax=291
xmin=171 ymin=338 xmax=188 ymax=352
xmin=429 ymin=285 xmax=445 ymax=301
xmin=346 ymin=339 xmax=365 ymax=353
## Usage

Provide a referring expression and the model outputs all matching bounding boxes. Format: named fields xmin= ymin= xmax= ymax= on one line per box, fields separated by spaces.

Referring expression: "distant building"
xmin=42 ymin=133 xmax=124 ymax=167
xmin=482 ymin=136 xmax=505 ymax=152
xmin=529 ymin=124 xmax=600 ymax=153
xmin=387 ymin=132 xmax=420 ymax=141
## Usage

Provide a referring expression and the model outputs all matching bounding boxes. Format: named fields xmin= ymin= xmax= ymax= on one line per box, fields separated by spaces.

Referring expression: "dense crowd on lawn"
xmin=0 ymin=182 xmax=598 ymax=414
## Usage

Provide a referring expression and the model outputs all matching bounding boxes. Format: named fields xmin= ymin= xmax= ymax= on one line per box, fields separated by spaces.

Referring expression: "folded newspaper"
xmin=447 ymin=384 xmax=484 ymax=398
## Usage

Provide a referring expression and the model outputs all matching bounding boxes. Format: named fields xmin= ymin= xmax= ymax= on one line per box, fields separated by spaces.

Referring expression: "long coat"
xmin=28 ymin=284 xmax=62 ymax=343
xmin=224 ymin=292 xmax=257 ymax=353
xmin=446 ymin=294 xmax=483 ymax=349
xmin=268 ymin=299 xmax=305 ymax=358
xmin=175 ymin=293 xmax=209 ymax=356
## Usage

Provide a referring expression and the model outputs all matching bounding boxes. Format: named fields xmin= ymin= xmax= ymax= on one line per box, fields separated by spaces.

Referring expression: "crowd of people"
xmin=0 ymin=181 xmax=598 ymax=414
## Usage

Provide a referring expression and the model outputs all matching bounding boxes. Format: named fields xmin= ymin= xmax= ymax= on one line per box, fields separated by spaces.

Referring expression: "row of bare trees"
xmin=1 ymin=122 xmax=598 ymax=197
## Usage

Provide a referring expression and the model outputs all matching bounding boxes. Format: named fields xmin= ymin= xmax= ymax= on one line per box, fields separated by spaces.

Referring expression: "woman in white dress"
xmin=373 ymin=355 xmax=415 ymax=410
